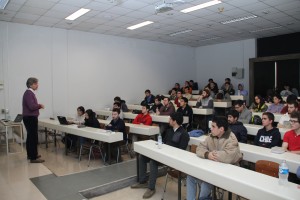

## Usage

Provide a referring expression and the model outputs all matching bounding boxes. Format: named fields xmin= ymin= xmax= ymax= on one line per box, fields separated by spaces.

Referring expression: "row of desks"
xmin=188 ymin=135 xmax=299 ymax=173
xmin=95 ymin=110 xmax=190 ymax=124
xmin=163 ymin=94 xmax=246 ymax=101
xmin=134 ymin=140 xmax=300 ymax=200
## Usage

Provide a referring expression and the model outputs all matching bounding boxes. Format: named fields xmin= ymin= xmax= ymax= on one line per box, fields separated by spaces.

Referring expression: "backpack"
xmin=249 ymin=115 xmax=262 ymax=125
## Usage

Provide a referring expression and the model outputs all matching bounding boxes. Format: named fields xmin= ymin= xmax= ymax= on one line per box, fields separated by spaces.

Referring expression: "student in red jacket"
xmin=133 ymin=105 xmax=152 ymax=126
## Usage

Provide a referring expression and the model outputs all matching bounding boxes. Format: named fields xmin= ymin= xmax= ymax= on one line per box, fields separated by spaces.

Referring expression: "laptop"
xmin=57 ymin=116 xmax=71 ymax=125
xmin=6 ymin=114 xmax=23 ymax=124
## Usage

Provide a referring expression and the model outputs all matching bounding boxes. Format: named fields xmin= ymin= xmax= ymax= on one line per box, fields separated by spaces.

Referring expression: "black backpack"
xmin=249 ymin=115 xmax=262 ymax=125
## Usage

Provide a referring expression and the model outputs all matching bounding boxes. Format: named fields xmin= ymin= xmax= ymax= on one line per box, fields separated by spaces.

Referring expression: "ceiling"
xmin=0 ymin=0 xmax=299 ymax=47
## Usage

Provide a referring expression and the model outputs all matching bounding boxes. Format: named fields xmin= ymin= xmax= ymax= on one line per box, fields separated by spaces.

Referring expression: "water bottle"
xmin=157 ymin=134 xmax=162 ymax=149
xmin=278 ymin=160 xmax=289 ymax=185
xmin=237 ymin=90 xmax=241 ymax=96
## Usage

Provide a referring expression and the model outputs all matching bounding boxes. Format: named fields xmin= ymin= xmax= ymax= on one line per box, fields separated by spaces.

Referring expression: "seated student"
xmin=234 ymin=100 xmax=252 ymax=124
xmin=174 ymin=90 xmax=183 ymax=108
xmin=280 ymin=83 xmax=294 ymax=97
xmin=149 ymin=95 xmax=162 ymax=113
xmin=174 ymin=82 xmax=182 ymax=93
xmin=282 ymin=111 xmax=300 ymax=154
xmin=182 ymin=81 xmax=193 ymax=94
xmin=114 ymin=96 xmax=128 ymax=112
xmin=266 ymin=94 xmax=284 ymax=113
xmin=221 ymin=78 xmax=234 ymax=91
xmin=80 ymin=109 xmax=101 ymax=145
xmin=169 ymin=88 xmax=177 ymax=100
xmin=107 ymin=102 xmax=123 ymax=121
xmin=280 ymin=94 xmax=300 ymax=114
xmin=133 ymin=104 xmax=152 ymax=126
xmin=184 ymin=86 xmax=192 ymax=100
xmin=189 ymin=80 xmax=198 ymax=90
xmin=278 ymin=101 xmax=298 ymax=128
xmin=186 ymin=116 xmax=242 ymax=200
xmin=142 ymin=89 xmax=155 ymax=105
xmin=254 ymin=112 xmax=281 ymax=148
xmin=131 ymin=112 xmax=190 ymax=199
xmin=223 ymin=81 xmax=235 ymax=95
xmin=196 ymin=89 xmax=213 ymax=108
xmin=177 ymin=97 xmax=193 ymax=131
xmin=156 ymin=97 xmax=176 ymax=138
xmin=207 ymin=81 xmax=218 ymax=97
xmin=65 ymin=106 xmax=85 ymax=148
xmin=236 ymin=83 xmax=248 ymax=96
xmin=227 ymin=109 xmax=248 ymax=143
xmin=249 ymin=95 xmax=268 ymax=112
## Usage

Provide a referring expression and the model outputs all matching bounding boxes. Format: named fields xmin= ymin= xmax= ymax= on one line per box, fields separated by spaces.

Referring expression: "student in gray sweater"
xmin=234 ymin=100 xmax=252 ymax=124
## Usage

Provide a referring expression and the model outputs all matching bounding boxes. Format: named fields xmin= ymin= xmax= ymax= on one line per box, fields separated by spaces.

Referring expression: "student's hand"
xmin=107 ymin=124 xmax=112 ymax=126
xmin=39 ymin=104 xmax=45 ymax=109
xmin=140 ymin=123 xmax=144 ymax=125
xmin=208 ymin=151 xmax=218 ymax=161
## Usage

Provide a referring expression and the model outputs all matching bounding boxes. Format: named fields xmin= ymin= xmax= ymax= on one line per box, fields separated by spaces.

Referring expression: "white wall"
xmin=195 ymin=39 xmax=256 ymax=103
xmin=0 ymin=21 xmax=195 ymax=120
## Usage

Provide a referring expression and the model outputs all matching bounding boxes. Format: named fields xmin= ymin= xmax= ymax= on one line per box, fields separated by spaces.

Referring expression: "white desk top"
xmin=252 ymin=112 xmax=282 ymax=122
xmin=98 ymin=119 xmax=159 ymax=136
xmin=192 ymin=90 xmax=199 ymax=94
xmin=188 ymin=136 xmax=300 ymax=173
xmin=95 ymin=110 xmax=188 ymax=124
xmin=188 ymin=100 xmax=197 ymax=107
xmin=230 ymin=95 xmax=246 ymax=100
xmin=244 ymin=123 xmax=289 ymax=139
xmin=127 ymin=104 xmax=142 ymax=110
xmin=213 ymin=101 xmax=232 ymax=108
xmin=0 ymin=120 xmax=22 ymax=127
xmin=134 ymin=140 xmax=300 ymax=200
xmin=192 ymin=108 xmax=213 ymax=115
xmin=39 ymin=119 xmax=123 ymax=143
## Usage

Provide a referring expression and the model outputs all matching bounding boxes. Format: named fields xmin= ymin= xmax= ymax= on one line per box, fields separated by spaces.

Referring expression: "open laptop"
xmin=57 ymin=116 xmax=71 ymax=125
xmin=5 ymin=114 xmax=23 ymax=124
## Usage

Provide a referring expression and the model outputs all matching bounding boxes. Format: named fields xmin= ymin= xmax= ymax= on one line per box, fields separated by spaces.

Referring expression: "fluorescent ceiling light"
xmin=181 ymin=0 xmax=222 ymax=13
xmin=169 ymin=29 xmax=192 ymax=36
xmin=0 ymin=0 xmax=9 ymax=9
xmin=250 ymin=26 xmax=282 ymax=33
xmin=65 ymin=8 xmax=90 ymax=20
xmin=198 ymin=37 xmax=221 ymax=42
xmin=221 ymin=15 xmax=257 ymax=24
xmin=127 ymin=21 xmax=153 ymax=30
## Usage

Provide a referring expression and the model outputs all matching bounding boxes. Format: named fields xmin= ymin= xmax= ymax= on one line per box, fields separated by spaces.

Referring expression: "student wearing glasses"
xmin=254 ymin=112 xmax=281 ymax=148
xmin=282 ymin=111 xmax=300 ymax=154
xmin=234 ymin=100 xmax=252 ymax=124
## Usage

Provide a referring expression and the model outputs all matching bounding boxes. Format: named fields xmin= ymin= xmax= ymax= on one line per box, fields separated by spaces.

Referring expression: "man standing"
xmin=254 ymin=112 xmax=281 ymax=148
xmin=131 ymin=112 xmax=190 ymax=199
xmin=234 ymin=100 xmax=252 ymax=124
xmin=227 ymin=109 xmax=248 ymax=143
xmin=23 ymin=77 xmax=44 ymax=163
xmin=186 ymin=116 xmax=242 ymax=200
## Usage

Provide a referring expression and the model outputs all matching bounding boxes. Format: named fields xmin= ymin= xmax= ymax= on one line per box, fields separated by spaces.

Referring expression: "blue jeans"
xmin=139 ymin=155 xmax=159 ymax=190
xmin=186 ymin=175 xmax=213 ymax=200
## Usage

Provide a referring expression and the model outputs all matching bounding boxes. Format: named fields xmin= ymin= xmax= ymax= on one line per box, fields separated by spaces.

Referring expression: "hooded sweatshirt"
xmin=254 ymin=127 xmax=281 ymax=148
xmin=228 ymin=121 xmax=248 ymax=143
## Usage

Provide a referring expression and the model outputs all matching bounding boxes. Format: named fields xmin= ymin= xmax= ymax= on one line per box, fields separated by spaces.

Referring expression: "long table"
xmin=244 ymin=123 xmax=289 ymax=139
xmin=95 ymin=110 xmax=189 ymax=124
xmin=134 ymin=140 xmax=300 ymax=200
xmin=98 ymin=119 xmax=159 ymax=137
xmin=0 ymin=120 xmax=24 ymax=154
xmin=252 ymin=112 xmax=283 ymax=122
xmin=188 ymin=136 xmax=300 ymax=173
xmin=38 ymin=119 xmax=123 ymax=164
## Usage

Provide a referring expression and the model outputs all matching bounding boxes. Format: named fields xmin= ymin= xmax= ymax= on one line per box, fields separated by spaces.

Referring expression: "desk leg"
xmin=6 ymin=126 xmax=8 ymax=154
xmin=65 ymin=133 xmax=68 ymax=155
xmin=45 ymin=127 xmax=48 ymax=148
xmin=108 ymin=143 xmax=111 ymax=165
xmin=136 ymin=152 xmax=139 ymax=181
xmin=178 ymin=171 xmax=181 ymax=200
xmin=54 ymin=130 xmax=57 ymax=147
xmin=228 ymin=192 xmax=232 ymax=200
xmin=20 ymin=124 xmax=23 ymax=152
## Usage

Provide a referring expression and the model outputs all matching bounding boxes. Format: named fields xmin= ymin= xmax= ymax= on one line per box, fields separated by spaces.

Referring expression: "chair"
xmin=120 ymin=126 xmax=133 ymax=158
xmin=255 ymin=160 xmax=279 ymax=178
xmin=87 ymin=140 xmax=105 ymax=166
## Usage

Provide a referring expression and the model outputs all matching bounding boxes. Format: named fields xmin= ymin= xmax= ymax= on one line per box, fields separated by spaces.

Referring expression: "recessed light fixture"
xmin=198 ymin=36 xmax=221 ymax=42
xmin=0 ymin=0 xmax=9 ymax=10
xmin=249 ymin=26 xmax=282 ymax=33
xmin=169 ymin=29 xmax=192 ymax=36
xmin=181 ymin=0 xmax=222 ymax=13
xmin=220 ymin=15 xmax=257 ymax=24
xmin=65 ymin=8 xmax=90 ymax=20
xmin=127 ymin=21 xmax=154 ymax=30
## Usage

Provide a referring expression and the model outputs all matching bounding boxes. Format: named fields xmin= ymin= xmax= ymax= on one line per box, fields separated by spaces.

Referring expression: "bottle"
xmin=237 ymin=90 xmax=241 ymax=96
xmin=278 ymin=160 xmax=289 ymax=185
xmin=157 ymin=133 xmax=162 ymax=149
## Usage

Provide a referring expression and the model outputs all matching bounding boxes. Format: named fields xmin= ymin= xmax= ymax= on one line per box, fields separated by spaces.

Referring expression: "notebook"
xmin=57 ymin=116 xmax=71 ymax=125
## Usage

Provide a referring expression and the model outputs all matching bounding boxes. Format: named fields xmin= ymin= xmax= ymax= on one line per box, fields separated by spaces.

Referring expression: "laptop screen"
xmin=14 ymin=114 xmax=23 ymax=123
xmin=57 ymin=116 xmax=69 ymax=125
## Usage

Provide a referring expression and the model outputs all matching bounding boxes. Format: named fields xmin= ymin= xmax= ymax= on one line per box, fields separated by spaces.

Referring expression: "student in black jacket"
xmin=227 ymin=109 xmax=248 ymax=143
xmin=79 ymin=109 xmax=100 ymax=145
xmin=254 ymin=112 xmax=281 ymax=148
xmin=177 ymin=97 xmax=193 ymax=131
